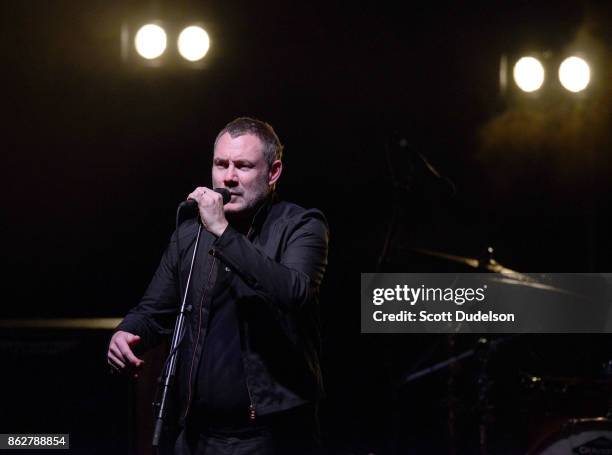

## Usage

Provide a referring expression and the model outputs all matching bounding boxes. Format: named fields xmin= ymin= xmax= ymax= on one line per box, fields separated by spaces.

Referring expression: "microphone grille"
xmin=214 ymin=188 xmax=231 ymax=205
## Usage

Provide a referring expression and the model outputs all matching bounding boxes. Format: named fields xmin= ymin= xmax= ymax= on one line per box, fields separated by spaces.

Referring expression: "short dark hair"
xmin=214 ymin=117 xmax=283 ymax=168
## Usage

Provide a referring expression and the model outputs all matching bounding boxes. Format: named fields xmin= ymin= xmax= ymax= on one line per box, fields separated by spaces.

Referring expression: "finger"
xmin=196 ymin=186 xmax=210 ymax=197
xmin=107 ymin=352 xmax=126 ymax=370
xmin=198 ymin=187 xmax=215 ymax=201
xmin=109 ymin=351 xmax=141 ymax=376
xmin=187 ymin=186 xmax=206 ymax=201
xmin=117 ymin=339 xmax=144 ymax=367
xmin=200 ymin=190 xmax=222 ymax=208
xmin=109 ymin=344 xmax=127 ymax=362
xmin=127 ymin=334 xmax=141 ymax=347
xmin=209 ymin=190 xmax=222 ymax=203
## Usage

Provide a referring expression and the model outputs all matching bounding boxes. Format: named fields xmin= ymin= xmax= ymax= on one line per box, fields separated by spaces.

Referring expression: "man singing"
xmin=107 ymin=117 xmax=329 ymax=454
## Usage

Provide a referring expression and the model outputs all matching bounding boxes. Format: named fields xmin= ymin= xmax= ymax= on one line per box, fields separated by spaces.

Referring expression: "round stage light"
xmin=513 ymin=57 xmax=545 ymax=92
xmin=559 ymin=56 xmax=590 ymax=92
xmin=178 ymin=26 xmax=210 ymax=62
xmin=134 ymin=24 xmax=167 ymax=60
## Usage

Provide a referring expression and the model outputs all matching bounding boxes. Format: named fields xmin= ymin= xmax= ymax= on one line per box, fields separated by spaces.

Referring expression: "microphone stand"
xmin=152 ymin=222 xmax=203 ymax=448
xmin=150 ymin=189 xmax=228 ymax=448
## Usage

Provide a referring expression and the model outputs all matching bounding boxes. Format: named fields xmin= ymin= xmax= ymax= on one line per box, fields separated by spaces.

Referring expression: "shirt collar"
xmin=248 ymin=191 xmax=278 ymax=237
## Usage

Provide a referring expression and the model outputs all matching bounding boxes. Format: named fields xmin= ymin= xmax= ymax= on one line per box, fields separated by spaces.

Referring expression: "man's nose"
xmin=224 ymin=166 xmax=238 ymax=185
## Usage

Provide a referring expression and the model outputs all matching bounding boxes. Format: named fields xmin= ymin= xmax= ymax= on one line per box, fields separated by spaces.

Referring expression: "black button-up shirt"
xmin=193 ymin=263 xmax=251 ymax=422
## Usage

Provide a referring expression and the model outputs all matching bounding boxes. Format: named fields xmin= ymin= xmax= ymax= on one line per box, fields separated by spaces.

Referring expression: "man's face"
xmin=212 ymin=132 xmax=276 ymax=217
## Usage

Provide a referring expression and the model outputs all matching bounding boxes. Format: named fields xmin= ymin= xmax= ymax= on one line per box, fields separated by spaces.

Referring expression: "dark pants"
xmin=174 ymin=405 xmax=317 ymax=455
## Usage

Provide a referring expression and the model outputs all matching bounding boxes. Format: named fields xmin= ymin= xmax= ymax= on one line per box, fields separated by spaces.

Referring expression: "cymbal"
xmin=412 ymin=247 xmax=528 ymax=276
xmin=410 ymin=247 xmax=581 ymax=297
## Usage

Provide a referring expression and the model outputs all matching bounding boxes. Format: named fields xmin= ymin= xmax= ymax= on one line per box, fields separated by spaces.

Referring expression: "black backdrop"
xmin=1 ymin=1 xmax=611 ymax=453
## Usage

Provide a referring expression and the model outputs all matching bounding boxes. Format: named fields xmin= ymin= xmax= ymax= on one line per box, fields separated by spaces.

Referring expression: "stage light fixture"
xmin=178 ymin=26 xmax=210 ymax=62
xmin=558 ymin=56 xmax=590 ymax=93
xmin=513 ymin=57 xmax=545 ymax=93
xmin=134 ymin=24 xmax=167 ymax=60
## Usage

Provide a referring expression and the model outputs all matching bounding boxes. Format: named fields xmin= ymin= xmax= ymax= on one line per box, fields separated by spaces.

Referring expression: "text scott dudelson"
xmin=373 ymin=310 xmax=515 ymax=322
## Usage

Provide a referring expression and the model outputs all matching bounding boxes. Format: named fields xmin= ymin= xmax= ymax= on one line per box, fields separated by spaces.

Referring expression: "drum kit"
xmin=375 ymin=140 xmax=611 ymax=453
xmin=396 ymin=247 xmax=612 ymax=454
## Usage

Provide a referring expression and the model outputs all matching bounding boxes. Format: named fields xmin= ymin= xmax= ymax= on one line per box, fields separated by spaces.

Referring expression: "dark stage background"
xmin=1 ymin=1 xmax=611 ymax=453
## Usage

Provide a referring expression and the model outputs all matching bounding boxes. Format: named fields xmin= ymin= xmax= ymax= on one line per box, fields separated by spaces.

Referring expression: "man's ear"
xmin=268 ymin=160 xmax=283 ymax=187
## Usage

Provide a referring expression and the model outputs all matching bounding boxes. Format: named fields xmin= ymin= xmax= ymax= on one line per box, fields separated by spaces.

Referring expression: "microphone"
xmin=179 ymin=188 xmax=231 ymax=210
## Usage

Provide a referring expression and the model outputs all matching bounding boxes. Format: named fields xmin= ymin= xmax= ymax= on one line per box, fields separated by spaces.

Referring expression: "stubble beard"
xmin=225 ymin=180 xmax=271 ymax=226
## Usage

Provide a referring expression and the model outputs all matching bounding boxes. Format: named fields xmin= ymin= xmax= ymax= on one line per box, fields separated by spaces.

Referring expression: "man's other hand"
xmin=107 ymin=331 xmax=145 ymax=379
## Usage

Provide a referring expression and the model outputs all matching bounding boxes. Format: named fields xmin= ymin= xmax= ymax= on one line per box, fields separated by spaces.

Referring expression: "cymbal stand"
xmin=475 ymin=337 xmax=493 ymax=455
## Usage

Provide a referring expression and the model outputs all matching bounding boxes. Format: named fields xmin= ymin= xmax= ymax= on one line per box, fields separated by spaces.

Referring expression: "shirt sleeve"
xmin=114 ymin=229 xmax=181 ymax=351
xmin=210 ymin=208 xmax=329 ymax=312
